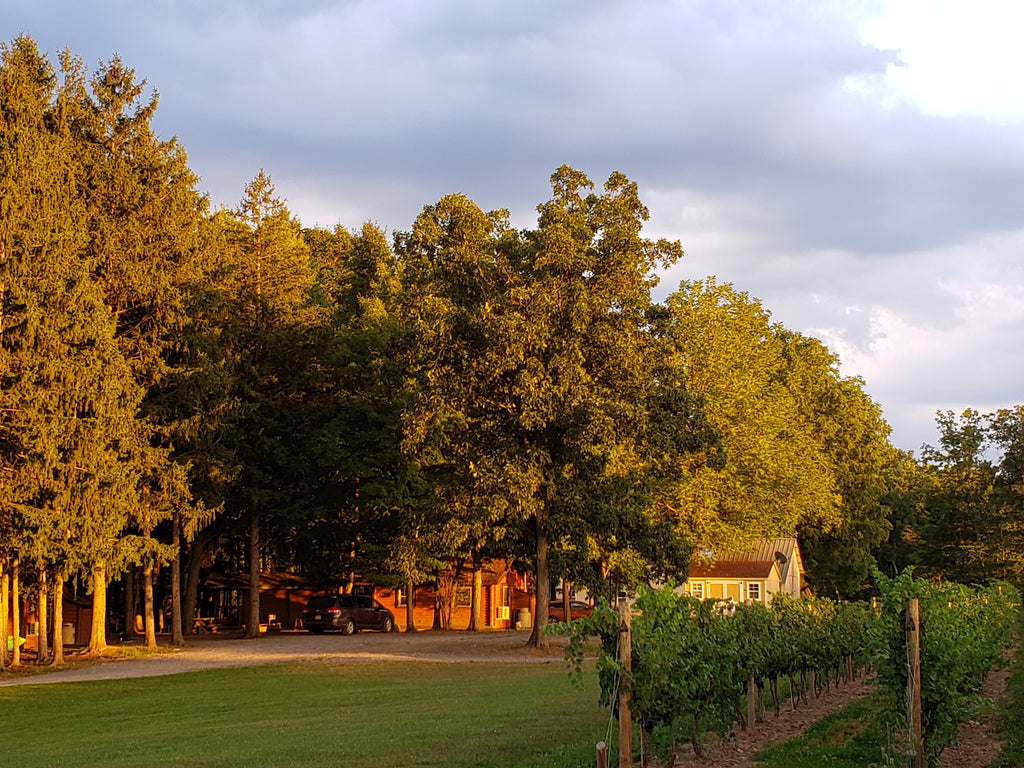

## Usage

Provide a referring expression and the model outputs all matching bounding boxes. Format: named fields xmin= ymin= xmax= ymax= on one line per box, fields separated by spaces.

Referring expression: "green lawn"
xmin=0 ymin=662 xmax=610 ymax=768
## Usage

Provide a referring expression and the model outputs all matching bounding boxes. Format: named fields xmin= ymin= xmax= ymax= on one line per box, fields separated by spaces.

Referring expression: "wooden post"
xmin=747 ymin=675 xmax=757 ymax=729
xmin=596 ymin=741 xmax=608 ymax=768
xmin=907 ymin=598 xmax=923 ymax=768
xmin=619 ymin=600 xmax=632 ymax=768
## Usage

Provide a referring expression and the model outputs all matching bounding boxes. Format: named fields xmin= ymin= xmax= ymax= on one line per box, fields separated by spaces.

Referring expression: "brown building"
xmin=197 ymin=560 xmax=534 ymax=634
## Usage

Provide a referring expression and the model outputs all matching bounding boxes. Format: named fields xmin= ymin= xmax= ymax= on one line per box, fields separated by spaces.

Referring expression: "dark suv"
xmin=302 ymin=593 xmax=395 ymax=634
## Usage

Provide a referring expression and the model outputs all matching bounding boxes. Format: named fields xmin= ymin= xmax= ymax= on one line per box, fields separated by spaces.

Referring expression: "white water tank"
xmin=517 ymin=608 xmax=532 ymax=630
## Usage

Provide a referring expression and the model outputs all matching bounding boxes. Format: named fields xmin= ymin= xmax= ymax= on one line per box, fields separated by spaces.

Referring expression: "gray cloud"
xmin=7 ymin=0 xmax=1024 ymax=452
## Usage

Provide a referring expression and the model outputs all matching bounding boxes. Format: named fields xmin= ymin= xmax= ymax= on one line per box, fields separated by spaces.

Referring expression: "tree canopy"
xmin=19 ymin=35 xmax=1022 ymax=657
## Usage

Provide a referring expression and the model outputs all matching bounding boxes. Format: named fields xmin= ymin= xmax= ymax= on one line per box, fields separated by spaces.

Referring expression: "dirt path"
xmin=0 ymin=629 xmax=564 ymax=687
xmin=667 ymin=659 xmax=1012 ymax=768
xmin=936 ymin=654 xmax=1012 ymax=768
xmin=666 ymin=675 xmax=875 ymax=767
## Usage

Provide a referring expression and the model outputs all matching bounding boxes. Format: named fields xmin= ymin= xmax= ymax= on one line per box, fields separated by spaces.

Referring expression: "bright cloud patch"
xmin=861 ymin=0 xmax=1024 ymax=122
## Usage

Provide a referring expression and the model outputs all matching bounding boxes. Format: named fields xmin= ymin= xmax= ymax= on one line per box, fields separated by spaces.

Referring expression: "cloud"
xmin=7 ymin=0 xmax=1024 ymax=454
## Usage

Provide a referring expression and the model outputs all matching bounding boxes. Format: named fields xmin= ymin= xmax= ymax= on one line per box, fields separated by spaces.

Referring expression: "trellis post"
xmin=619 ymin=600 xmax=632 ymax=768
xmin=907 ymin=598 xmax=923 ymax=768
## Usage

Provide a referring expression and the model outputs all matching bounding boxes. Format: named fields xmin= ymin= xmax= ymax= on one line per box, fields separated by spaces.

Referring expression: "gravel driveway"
xmin=0 ymin=630 xmax=569 ymax=687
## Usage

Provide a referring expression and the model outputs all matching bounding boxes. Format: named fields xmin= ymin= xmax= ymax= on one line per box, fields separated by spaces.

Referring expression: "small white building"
xmin=685 ymin=537 xmax=802 ymax=605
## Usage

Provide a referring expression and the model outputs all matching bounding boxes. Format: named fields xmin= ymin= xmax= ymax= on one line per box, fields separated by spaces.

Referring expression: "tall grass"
xmin=0 ymin=661 xmax=608 ymax=768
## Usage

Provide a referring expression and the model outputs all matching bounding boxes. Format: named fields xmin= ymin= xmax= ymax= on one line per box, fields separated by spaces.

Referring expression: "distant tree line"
xmin=1 ymin=36 xmax=1016 ymax=663
xmin=874 ymin=406 xmax=1024 ymax=588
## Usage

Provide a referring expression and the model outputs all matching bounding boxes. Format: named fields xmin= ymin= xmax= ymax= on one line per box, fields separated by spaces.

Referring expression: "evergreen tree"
xmin=215 ymin=172 xmax=318 ymax=637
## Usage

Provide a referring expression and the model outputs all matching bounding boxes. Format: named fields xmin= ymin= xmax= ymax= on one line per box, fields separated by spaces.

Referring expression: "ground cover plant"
xmin=751 ymin=689 xmax=897 ymax=767
xmin=993 ymin=615 xmax=1024 ymax=767
xmin=559 ymin=585 xmax=875 ymax=762
xmin=872 ymin=570 xmax=1020 ymax=764
xmin=0 ymin=662 xmax=607 ymax=768
xmin=757 ymin=595 xmax=1024 ymax=768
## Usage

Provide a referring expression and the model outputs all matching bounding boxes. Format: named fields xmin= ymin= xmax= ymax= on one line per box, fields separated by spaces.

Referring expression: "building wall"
xmin=687 ymin=577 xmax=783 ymax=605
xmin=372 ymin=583 xmax=532 ymax=632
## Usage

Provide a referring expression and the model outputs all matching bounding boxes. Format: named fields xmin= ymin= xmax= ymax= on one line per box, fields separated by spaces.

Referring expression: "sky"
xmin=6 ymin=0 xmax=1023 ymax=455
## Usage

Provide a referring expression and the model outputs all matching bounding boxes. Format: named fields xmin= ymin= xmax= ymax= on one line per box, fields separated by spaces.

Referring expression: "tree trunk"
xmin=170 ymin=514 xmax=184 ymax=646
xmin=527 ymin=514 xmax=550 ymax=649
xmin=51 ymin=572 xmax=65 ymax=666
xmin=469 ymin=560 xmax=483 ymax=632
xmin=36 ymin=568 xmax=48 ymax=663
xmin=87 ymin=562 xmax=108 ymax=654
xmin=124 ymin=566 xmax=136 ymax=638
xmin=143 ymin=555 xmax=157 ymax=649
xmin=562 ymin=580 xmax=572 ymax=623
xmin=431 ymin=569 xmax=443 ymax=631
xmin=404 ymin=578 xmax=417 ymax=632
xmin=183 ymin=528 xmax=211 ymax=634
xmin=245 ymin=515 xmax=261 ymax=638
xmin=0 ymin=558 xmax=7 ymax=670
xmin=11 ymin=556 xmax=20 ymax=665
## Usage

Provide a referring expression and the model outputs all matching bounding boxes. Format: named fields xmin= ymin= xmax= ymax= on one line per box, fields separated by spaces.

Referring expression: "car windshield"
xmin=305 ymin=596 xmax=335 ymax=611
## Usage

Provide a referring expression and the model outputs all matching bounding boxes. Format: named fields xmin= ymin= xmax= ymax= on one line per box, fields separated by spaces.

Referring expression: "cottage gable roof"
xmin=689 ymin=560 xmax=778 ymax=580
xmin=688 ymin=537 xmax=801 ymax=585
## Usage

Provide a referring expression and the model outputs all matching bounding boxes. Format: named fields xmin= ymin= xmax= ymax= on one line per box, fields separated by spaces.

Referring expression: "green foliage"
xmin=557 ymin=585 xmax=875 ymax=759
xmin=1 ymin=33 xmax=924 ymax=654
xmin=659 ymin=281 xmax=893 ymax=597
xmin=934 ymin=408 xmax=1024 ymax=586
xmin=0 ymin=36 xmax=206 ymax=619
xmin=397 ymin=167 xmax=711 ymax=639
xmin=871 ymin=567 xmax=1020 ymax=765
xmin=660 ymin=281 xmax=833 ymax=552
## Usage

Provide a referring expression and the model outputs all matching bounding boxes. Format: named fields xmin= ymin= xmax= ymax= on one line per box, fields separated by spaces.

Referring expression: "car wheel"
xmin=342 ymin=617 xmax=356 ymax=635
xmin=382 ymin=616 xmax=393 ymax=633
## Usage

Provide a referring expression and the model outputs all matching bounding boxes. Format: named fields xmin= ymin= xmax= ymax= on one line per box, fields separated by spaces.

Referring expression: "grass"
xmin=993 ymin=626 xmax=1024 ymax=767
xmin=0 ymin=661 xmax=610 ymax=768
xmin=751 ymin=688 xmax=899 ymax=768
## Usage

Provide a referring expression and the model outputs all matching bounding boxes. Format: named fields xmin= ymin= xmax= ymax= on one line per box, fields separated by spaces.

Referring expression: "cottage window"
xmin=499 ymin=584 xmax=510 ymax=607
xmin=689 ymin=582 xmax=704 ymax=600
xmin=455 ymin=586 xmax=471 ymax=608
xmin=747 ymin=583 xmax=761 ymax=601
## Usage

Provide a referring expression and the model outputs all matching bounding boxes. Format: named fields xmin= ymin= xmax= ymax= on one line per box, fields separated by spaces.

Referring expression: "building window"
xmin=747 ymin=583 xmax=761 ymax=602
xmin=689 ymin=582 xmax=704 ymax=600
xmin=396 ymin=589 xmax=411 ymax=607
xmin=455 ymin=586 xmax=471 ymax=608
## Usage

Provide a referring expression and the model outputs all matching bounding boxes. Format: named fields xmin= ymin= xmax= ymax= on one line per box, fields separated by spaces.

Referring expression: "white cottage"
xmin=685 ymin=538 xmax=803 ymax=605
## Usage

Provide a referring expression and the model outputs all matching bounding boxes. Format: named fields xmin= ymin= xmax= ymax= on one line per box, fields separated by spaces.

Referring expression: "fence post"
xmin=747 ymin=675 xmax=757 ymax=729
xmin=596 ymin=740 xmax=608 ymax=768
xmin=619 ymin=600 xmax=632 ymax=768
xmin=907 ymin=598 xmax=923 ymax=768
